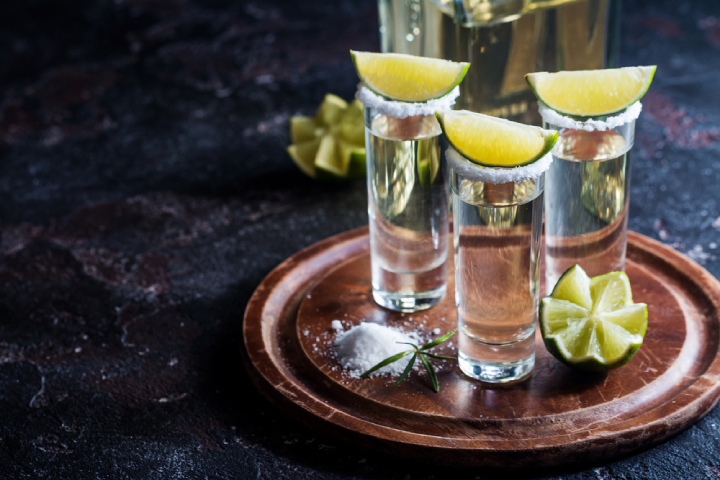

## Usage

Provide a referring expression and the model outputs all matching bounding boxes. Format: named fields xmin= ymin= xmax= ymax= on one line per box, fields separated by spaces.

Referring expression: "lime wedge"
xmin=339 ymin=99 xmax=365 ymax=144
xmin=337 ymin=138 xmax=366 ymax=180
xmin=316 ymin=94 xmax=348 ymax=127
xmin=287 ymin=94 xmax=366 ymax=181
xmin=351 ymin=50 xmax=469 ymax=102
xmin=314 ymin=134 xmax=344 ymax=178
xmin=590 ymin=272 xmax=633 ymax=313
xmin=540 ymin=265 xmax=648 ymax=371
xmin=526 ymin=66 xmax=656 ymax=117
xmin=436 ymin=110 xmax=558 ymax=168
xmin=347 ymin=150 xmax=366 ymax=179
xmin=549 ymin=264 xmax=593 ymax=310
xmin=290 ymin=116 xmax=321 ymax=144
xmin=287 ymin=138 xmax=321 ymax=179
xmin=314 ymin=134 xmax=368 ymax=181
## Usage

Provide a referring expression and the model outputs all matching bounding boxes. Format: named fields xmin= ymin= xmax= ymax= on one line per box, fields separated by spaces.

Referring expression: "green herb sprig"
xmin=360 ymin=329 xmax=457 ymax=393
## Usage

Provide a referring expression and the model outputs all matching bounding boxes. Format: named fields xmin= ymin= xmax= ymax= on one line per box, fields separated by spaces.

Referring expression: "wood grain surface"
xmin=242 ymin=227 xmax=720 ymax=467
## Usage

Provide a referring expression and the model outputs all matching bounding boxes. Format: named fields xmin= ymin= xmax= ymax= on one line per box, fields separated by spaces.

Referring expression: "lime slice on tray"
xmin=540 ymin=265 xmax=648 ymax=372
xmin=435 ymin=110 xmax=558 ymax=168
xmin=526 ymin=66 xmax=656 ymax=117
xmin=351 ymin=50 xmax=469 ymax=102
xmin=287 ymin=95 xmax=366 ymax=181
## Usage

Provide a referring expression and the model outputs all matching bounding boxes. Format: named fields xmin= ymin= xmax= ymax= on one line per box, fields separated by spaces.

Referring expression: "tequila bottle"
xmin=378 ymin=0 xmax=620 ymax=124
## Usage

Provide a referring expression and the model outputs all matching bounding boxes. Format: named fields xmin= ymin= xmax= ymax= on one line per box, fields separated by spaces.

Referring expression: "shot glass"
xmin=543 ymin=108 xmax=637 ymax=291
xmin=364 ymin=105 xmax=449 ymax=312
xmin=450 ymin=155 xmax=544 ymax=383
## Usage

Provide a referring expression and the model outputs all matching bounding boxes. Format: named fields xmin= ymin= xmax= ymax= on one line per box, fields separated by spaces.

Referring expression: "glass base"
xmin=458 ymin=350 xmax=534 ymax=384
xmin=372 ymin=285 xmax=446 ymax=312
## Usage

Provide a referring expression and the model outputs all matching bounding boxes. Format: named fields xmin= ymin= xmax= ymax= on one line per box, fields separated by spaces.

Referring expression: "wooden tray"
xmin=242 ymin=227 xmax=720 ymax=467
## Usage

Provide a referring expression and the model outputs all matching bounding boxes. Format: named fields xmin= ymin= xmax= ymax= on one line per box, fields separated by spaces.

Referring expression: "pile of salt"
xmin=334 ymin=322 xmax=419 ymax=378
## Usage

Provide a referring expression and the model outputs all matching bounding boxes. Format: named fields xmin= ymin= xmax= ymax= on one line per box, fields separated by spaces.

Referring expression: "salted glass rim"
xmin=538 ymin=101 xmax=642 ymax=132
xmin=355 ymin=83 xmax=459 ymax=119
xmin=445 ymin=146 xmax=552 ymax=184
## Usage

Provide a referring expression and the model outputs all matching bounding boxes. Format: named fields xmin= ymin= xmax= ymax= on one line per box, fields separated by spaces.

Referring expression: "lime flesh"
xmin=436 ymin=110 xmax=558 ymax=167
xmin=351 ymin=50 xmax=469 ymax=102
xmin=526 ymin=66 xmax=656 ymax=117
xmin=540 ymin=266 xmax=647 ymax=371
xmin=287 ymin=138 xmax=321 ymax=178
xmin=287 ymin=95 xmax=366 ymax=181
xmin=290 ymin=116 xmax=319 ymax=144
xmin=316 ymin=94 xmax=347 ymax=127
xmin=339 ymin=99 xmax=365 ymax=144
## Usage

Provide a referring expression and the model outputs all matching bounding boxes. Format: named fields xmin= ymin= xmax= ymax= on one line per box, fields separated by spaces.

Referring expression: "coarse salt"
xmin=446 ymin=146 xmax=552 ymax=184
xmin=331 ymin=320 xmax=343 ymax=331
xmin=356 ymin=83 xmax=459 ymax=119
xmin=334 ymin=322 xmax=419 ymax=378
xmin=538 ymin=101 xmax=642 ymax=131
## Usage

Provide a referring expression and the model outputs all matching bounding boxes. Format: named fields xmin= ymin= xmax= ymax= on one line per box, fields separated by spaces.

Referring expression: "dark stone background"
xmin=1 ymin=0 xmax=719 ymax=478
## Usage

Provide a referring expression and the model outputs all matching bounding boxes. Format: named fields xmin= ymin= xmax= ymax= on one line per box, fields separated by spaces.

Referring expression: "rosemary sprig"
xmin=360 ymin=329 xmax=457 ymax=393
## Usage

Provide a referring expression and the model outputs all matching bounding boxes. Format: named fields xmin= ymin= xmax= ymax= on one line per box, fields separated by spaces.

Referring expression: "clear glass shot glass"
xmin=452 ymin=169 xmax=544 ymax=383
xmin=543 ymin=117 xmax=635 ymax=291
xmin=364 ymin=105 xmax=449 ymax=312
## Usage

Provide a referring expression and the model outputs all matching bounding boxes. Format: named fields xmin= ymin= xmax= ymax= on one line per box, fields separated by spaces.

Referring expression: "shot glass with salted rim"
xmin=357 ymin=85 xmax=459 ymax=312
xmin=540 ymin=103 xmax=641 ymax=291
xmin=447 ymin=147 xmax=553 ymax=383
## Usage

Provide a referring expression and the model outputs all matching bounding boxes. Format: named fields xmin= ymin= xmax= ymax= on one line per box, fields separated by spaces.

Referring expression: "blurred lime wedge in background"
xmin=287 ymin=94 xmax=366 ymax=181
xmin=339 ymin=99 xmax=365 ymax=144
xmin=287 ymin=138 xmax=320 ymax=179
xmin=290 ymin=116 xmax=321 ymax=144
xmin=315 ymin=94 xmax=347 ymax=126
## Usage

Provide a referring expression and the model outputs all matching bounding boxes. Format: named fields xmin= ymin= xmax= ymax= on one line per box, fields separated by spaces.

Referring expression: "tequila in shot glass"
xmin=352 ymin=51 xmax=470 ymax=312
xmin=543 ymin=116 xmax=636 ymax=289
xmin=378 ymin=0 xmax=621 ymax=124
xmin=365 ymin=106 xmax=448 ymax=311
xmin=527 ymin=67 xmax=655 ymax=290
xmin=437 ymin=110 xmax=557 ymax=382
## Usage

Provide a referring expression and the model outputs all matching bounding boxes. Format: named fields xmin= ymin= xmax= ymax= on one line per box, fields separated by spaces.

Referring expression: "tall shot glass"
xmin=542 ymin=104 xmax=639 ymax=291
xmin=447 ymin=148 xmax=546 ymax=383
xmin=363 ymin=103 xmax=449 ymax=312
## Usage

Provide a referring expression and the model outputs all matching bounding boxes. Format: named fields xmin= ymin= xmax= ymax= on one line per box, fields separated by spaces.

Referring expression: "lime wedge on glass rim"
xmin=351 ymin=50 xmax=469 ymax=102
xmin=540 ymin=265 xmax=648 ymax=372
xmin=435 ymin=110 xmax=558 ymax=168
xmin=525 ymin=66 xmax=656 ymax=117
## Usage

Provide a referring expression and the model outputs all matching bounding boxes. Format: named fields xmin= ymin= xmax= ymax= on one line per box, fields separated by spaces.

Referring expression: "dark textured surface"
xmin=0 ymin=0 xmax=719 ymax=478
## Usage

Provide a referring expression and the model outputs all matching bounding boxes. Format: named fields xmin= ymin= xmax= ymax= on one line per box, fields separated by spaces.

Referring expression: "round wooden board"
xmin=242 ymin=227 xmax=720 ymax=467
